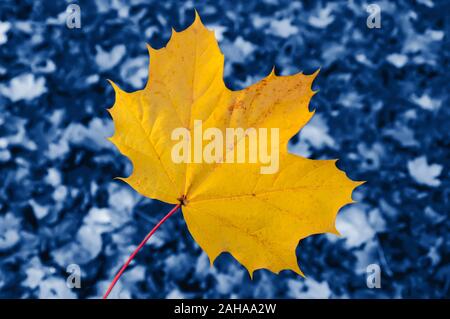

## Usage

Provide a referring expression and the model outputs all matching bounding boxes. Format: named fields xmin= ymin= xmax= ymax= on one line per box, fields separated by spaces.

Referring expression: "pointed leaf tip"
xmin=269 ymin=66 xmax=276 ymax=77
xmin=194 ymin=9 xmax=201 ymax=21
xmin=312 ymin=68 xmax=321 ymax=77
xmin=107 ymin=79 xmax=120 ymax=93
xmin=192 ymin=9 xmax=207 ymax=29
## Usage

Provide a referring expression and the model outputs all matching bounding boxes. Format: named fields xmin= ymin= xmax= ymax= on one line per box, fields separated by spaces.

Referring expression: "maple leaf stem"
xmin=103 ymin=203 xmax=181 ymax=299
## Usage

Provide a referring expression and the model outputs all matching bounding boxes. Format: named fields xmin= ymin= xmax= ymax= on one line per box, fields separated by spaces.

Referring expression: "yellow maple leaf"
xmin=108 ymin=12 xmax=362 ymax=277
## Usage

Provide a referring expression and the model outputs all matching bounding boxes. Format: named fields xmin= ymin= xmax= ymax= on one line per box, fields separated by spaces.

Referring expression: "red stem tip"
xmin=103 ymin=203 xmax=181 ymax=299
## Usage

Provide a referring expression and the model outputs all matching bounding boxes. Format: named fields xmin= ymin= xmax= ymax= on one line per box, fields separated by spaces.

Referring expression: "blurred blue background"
xmin=0 ymin=0 xmax=448 ymax=299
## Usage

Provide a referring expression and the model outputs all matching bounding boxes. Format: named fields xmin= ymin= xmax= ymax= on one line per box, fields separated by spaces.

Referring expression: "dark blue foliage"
xmin=0 ymin=0 xmax=448 ymax=298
